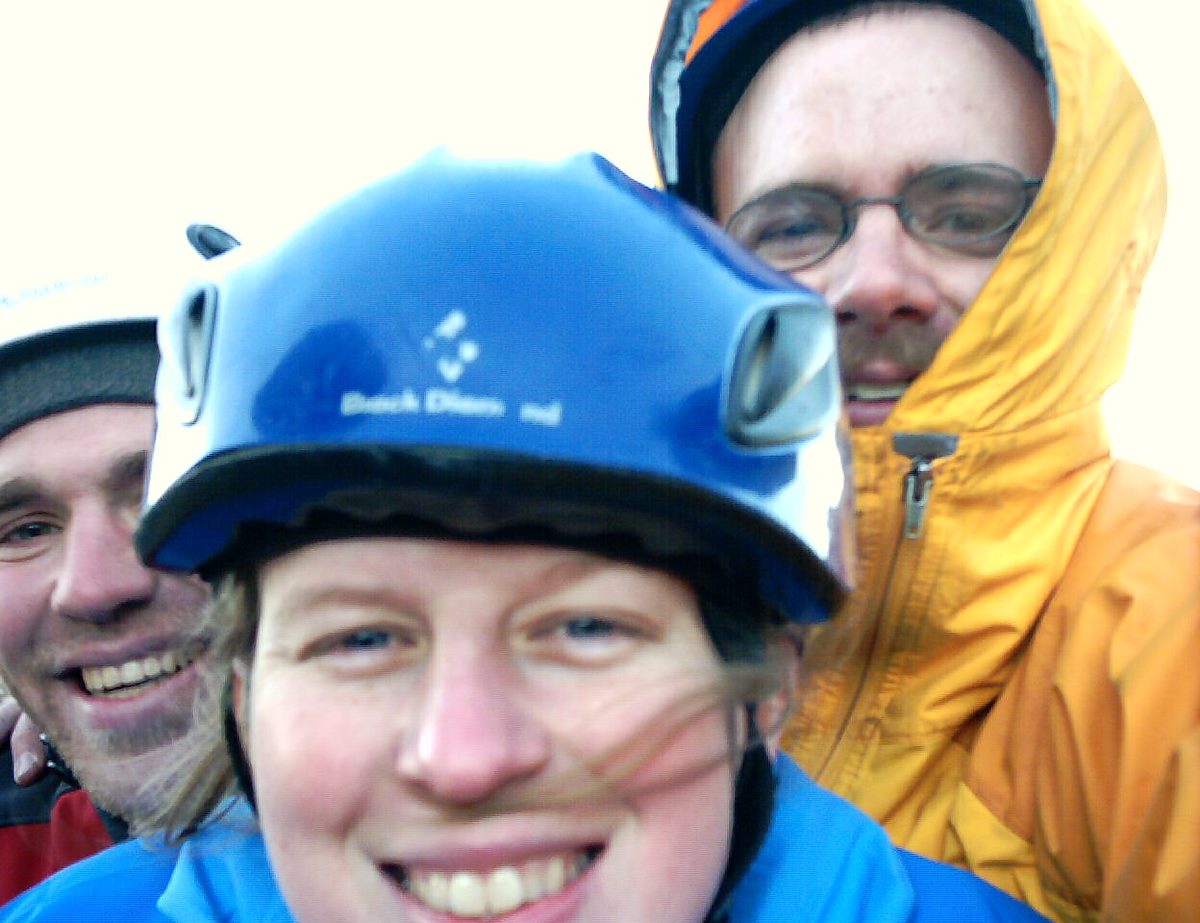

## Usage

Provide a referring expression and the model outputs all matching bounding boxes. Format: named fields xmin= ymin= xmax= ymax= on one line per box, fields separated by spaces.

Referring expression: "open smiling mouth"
xmin=76 ymin=644 xmax=204 ymax=699
xmin=386 ymin=846 xmax=602 ymax=918
xmin=845 ymin=381 xmax=911 ymax=402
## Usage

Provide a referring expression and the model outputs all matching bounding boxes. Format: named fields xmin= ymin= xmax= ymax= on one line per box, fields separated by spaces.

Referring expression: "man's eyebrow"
xmin=0 ymin=450 xmax=150 ymax=514
xmin=0 ymin=478 xmax=44 ymax=515
xmin=101 ymin=450 xmax=150 ymax=498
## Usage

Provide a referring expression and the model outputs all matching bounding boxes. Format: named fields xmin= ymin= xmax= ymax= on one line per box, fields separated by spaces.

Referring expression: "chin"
xmin=67 ymin=731 xmax=196 ymax=821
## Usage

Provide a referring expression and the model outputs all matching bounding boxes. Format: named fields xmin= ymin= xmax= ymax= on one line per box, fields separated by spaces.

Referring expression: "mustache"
xmin=837 ymin=320 xmax=944 ymax=379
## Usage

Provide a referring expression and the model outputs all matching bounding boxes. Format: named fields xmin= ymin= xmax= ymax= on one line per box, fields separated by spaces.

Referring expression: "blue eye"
xmin=759 ymin=215 xmax=828 ymax=243
xmin=303 ymin=620 xmax=421 ymax=673
xmin=561 ymin=616 xmax=620 ymax=639
xmin=337 ymin=628 xmax=393 ymax=651
xmin=3 ymin=522 xmax=57 ymax=543
xmin=522 ymin=608 xmax=658 ymax=665
xmin=0 ymin=519 xmax=61 ymax=560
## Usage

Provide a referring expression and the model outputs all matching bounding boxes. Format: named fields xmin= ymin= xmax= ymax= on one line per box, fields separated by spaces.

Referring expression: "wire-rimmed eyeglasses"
xmin=725 ymin=162 xmax=1043 ymax=271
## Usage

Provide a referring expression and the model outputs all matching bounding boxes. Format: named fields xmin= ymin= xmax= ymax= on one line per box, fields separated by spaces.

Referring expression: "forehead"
xmin=716 ymin=6 xmax=1052 ymax=203
xmin=258 ymin=537 xmax=697 ymax=613
xmin=0 ymin=404 xmax=154 ymax=493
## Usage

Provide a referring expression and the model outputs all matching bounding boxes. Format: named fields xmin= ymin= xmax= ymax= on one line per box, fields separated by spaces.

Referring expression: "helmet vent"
xmin=163 ymin=284 xmax=218 ymax=425
xmin=727 ymin=302 xmax=839 ymax=447
xmin=186 ymin=223 xmax=241 ymax=260
xmin=735 ymin=311 xmax=786 ymax=423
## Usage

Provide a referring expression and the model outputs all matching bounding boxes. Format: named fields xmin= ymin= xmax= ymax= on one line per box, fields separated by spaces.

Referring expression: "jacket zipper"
xmin=813 ymin=431 xmax=959 ymax=780
xmin=894 ymin=433 xmax=960 ymax=539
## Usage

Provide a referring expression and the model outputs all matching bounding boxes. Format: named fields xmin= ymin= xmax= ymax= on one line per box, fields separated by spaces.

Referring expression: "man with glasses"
xmin=649 ymin=0 xmax=1199 ymax=919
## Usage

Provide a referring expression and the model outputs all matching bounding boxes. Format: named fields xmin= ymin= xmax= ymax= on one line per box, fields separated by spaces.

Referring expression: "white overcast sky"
xmin=1 ymin=0 xmax=1194 ymax=487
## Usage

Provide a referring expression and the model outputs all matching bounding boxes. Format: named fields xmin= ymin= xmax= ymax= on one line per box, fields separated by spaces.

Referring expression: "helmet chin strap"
xmin=706 ymin=723 xmax=777 ymax=922
xmin=222 ymin=679 xmax=257 ymax=811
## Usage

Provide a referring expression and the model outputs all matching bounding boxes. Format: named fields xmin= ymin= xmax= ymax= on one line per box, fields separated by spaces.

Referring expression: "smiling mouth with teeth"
xmin=388 ymin=847 xmax=601 ymax=918
xmin=79 ymin=644 xmax=204 ymax=700
xmin=845 ymin=381 xmax=911 ymax=402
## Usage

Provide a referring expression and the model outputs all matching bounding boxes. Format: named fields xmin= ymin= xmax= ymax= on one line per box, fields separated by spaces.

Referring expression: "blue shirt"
xmin=0 ymin=803 xmax=288 ymax=923
xmin=730 ymin=755 xmax=1047 ymax=922
xmin=1 ymin=756 xmax=1045 ymax=922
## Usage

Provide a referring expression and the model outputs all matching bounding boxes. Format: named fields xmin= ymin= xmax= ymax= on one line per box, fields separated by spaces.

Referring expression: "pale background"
xmin=1 ymin=0 xmax=1194 ymax=487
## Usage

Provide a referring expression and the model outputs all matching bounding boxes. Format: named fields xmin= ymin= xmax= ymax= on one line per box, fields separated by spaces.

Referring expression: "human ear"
xmin=754 ymin=635 xmax=800 ymax=755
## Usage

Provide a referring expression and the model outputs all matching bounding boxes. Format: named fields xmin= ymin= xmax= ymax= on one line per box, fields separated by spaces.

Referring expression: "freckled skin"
xmin=712 ymin=8 xmax=1054 ymax=426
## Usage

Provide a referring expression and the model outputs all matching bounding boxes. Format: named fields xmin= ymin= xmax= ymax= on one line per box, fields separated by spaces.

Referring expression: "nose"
xmin=810 ymin=206 xmax=940 ymax=332
xmin=396 ymin=643 xmax=552 ymax=804
xmin=50 ymin=502 xmax=156 ymax=623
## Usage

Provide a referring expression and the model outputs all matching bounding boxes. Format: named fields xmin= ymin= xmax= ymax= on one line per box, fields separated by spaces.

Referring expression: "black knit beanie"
xmin=0 ymin=320 xmax=158 ymax=441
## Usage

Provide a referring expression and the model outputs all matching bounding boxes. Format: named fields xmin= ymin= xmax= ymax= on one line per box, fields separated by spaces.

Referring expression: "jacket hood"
xmin=652 ymin=0 xmax=1167 ymax=442
xmin=896 ymin=0 xmax=1166 ymax=437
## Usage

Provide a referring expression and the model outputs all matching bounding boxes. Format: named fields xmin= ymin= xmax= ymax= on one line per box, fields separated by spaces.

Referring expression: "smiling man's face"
xmin=0 ymin=404 xmax=210 ymax=818
xmin=712 ymin=6 xmax=1053 ymax=426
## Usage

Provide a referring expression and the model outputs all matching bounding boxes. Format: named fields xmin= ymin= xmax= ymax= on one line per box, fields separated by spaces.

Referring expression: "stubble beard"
xmin=43 ymin=690 xmax=199 ymax=821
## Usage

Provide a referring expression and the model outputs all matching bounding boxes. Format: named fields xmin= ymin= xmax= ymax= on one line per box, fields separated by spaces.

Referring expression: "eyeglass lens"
xmin=726 ymin=163 xmax=1038 ymax=271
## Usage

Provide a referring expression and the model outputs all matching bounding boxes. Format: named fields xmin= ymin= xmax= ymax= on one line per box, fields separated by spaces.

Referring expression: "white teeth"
xmin=847 ymin=381 xmax=909 ymax=402
xmin=544 ymin=855 xmax=566 ymax=894
xmin=523 ymin=863 xmax=545 ymax=902
xmin=423 ymin=873 xmax=449 ymax=912
xmin=80 ymin=644 xmax=201 ymax=697
xmin=405 ymin=850 xmax=595 ymax=919
xmin=448 ymin=872 xmax=487 ymax=917
xmin=486 ymin=867 xmax=522 ymax=915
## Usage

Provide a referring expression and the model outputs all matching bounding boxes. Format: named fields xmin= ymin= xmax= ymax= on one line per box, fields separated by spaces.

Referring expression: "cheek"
xmin=948 ymin=261 xmax=998 ymax=315
xmin=791 ymin=266 xmax=831 ymax=300
xmin=642 ymin=704 xmax=736 ymax=826
xmin=538 ymin=662 xmax=729 ymax=780
xmin=605 ymin=707 xmax=736 ymax=921
xmin=162 ymin=573 xmax=211 ymax=615
xmin=0 ymin=574 xmax=42 ymax=658
xmin=246 ymin=678 xmax=398 ymax=923
xmin=247 ymin=679 xmax=382 ymax=842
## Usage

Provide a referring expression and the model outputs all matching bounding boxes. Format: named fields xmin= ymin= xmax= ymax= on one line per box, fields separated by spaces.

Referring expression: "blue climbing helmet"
xmin=650 ymin=0 xmax=1046 ymax=213
xmin=137 ymin=151 xmax=853 ymax=622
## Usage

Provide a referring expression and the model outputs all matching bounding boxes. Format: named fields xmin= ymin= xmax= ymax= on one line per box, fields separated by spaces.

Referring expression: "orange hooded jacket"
xmin=652 ymin=0 xmax=1199 ymax=919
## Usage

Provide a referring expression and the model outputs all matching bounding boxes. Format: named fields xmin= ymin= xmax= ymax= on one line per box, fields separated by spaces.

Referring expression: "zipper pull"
xmin=902 ymin=458 xmax=935 ymax=539
xmin=893 ymin=433 xmax=959 ymax=540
